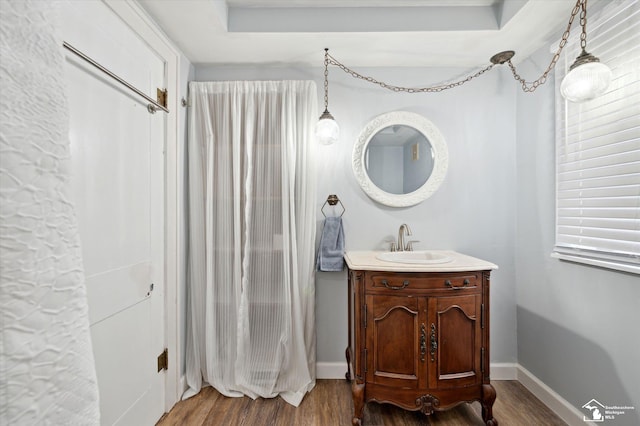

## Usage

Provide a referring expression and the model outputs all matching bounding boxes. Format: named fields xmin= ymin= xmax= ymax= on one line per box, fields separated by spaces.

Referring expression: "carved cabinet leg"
xmin=481 ymin=383 xmax=498 ymax=426
xmin=351 ymin=381 xmax=365 ymax=426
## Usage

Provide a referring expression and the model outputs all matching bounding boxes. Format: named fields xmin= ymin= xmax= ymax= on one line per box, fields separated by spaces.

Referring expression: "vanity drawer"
xmin=366 ymin=272 xmax=479 ymax=292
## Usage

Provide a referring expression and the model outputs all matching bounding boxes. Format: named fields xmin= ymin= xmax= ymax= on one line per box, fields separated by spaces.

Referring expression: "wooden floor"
xmin=157 ymin=380 xmax=567 ymax=426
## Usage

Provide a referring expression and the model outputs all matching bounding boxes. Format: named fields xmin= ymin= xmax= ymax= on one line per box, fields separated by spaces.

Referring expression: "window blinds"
xmin=553 ymin=0 xmax=640 ymax=274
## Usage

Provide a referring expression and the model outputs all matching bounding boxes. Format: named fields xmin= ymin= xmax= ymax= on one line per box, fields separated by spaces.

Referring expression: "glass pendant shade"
xmin=316 ymin=111 xmax=339 ymax=145
xmin=561 ymin=58 xmax=612 ymax=102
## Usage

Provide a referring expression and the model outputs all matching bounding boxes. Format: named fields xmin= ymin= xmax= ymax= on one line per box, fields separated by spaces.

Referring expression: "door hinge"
xmin=364 ymin=348 xmax=368 ymax=373
xmin=157 ymin=348 xmax=168 ymax=372
xmin=481 ymin=303 xmax=485 ymax=329
xmin=157 ymin=88 xmax=168 ymax=108
xmin=363 ymin=304 xmax=367 ymax=328
xmin=481 ymin=347 xmax=485 ymax=374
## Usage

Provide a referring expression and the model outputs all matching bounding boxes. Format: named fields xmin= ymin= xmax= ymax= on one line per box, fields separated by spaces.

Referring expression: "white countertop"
xmin=344 ymin=250 xmax=498 ymax=272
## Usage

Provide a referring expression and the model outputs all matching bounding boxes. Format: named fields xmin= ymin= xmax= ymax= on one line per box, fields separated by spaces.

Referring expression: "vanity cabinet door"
xmin=428 ymin=293 xmax=483 ymax=389
xmin=365 ymin=294 xmax=426 ymax=389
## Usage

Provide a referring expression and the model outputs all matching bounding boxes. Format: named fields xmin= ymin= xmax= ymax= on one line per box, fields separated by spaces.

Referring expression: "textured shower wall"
xmin=0 ymin=1 xmax=100 ymax=424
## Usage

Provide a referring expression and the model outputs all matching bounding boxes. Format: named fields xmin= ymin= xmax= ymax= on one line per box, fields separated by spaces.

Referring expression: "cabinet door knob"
xmin=430 ymin=323 xmax=437 ymax=362
xmin=381 ymin=279 xmax=409 ymax=290
xmin=420 ymin=324 xmax=427 ymax=362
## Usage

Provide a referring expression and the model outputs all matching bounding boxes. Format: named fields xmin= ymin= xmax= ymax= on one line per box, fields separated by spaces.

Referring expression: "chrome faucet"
xmin=397 ymin=223 xmax=412 ymax=252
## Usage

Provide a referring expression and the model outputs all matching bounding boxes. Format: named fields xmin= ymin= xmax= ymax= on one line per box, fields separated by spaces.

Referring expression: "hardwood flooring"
xmin=157 ymin=380 xmax=567 ymax=426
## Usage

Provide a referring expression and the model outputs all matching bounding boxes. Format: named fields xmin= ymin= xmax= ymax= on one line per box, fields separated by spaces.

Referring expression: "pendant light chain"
xmin=321 ymin=0 xmax=607 ymax=104
xmin=326 ymin=51 xmax=495 ymax=93
xmin=580 ymin=0 xmax=588 ymax=51
xmin=323 ymin=48 xmax=330 ymax=113
xmin=324 ymin=0 xmax=591 ymax=95
xmin=506 ymin=0 xmax=584 ymax=92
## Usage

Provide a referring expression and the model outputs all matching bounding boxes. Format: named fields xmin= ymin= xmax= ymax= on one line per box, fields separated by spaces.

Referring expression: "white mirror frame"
xmin=353 ymin=111 xmax=449 ymax=207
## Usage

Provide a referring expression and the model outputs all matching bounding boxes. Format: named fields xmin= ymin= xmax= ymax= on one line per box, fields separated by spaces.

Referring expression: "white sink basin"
xmin=345 ymin=250 xmax=498 ymax=272
xmin=376 ymin=250 xmax=453 ymax=265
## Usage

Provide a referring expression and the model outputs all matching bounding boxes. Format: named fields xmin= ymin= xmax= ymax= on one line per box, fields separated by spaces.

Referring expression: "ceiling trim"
xmin=228 ymin=5 xmax=518 ymax=33
xmin=137 ymin=0 xmax=579 ymax=67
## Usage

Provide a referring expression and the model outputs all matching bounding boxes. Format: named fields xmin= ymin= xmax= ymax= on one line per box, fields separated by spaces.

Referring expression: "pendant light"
xmin=560 ymin=0 xmax=611 ymax=102
xmin=316 ymin=0 xmax=612 ymax=106
xmin=316 ymin=48 xmax=339 ymax=145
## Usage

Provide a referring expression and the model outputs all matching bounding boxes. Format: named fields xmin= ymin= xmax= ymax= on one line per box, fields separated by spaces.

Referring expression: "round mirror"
xmin=353 ymin=111 xmax=448 ymax=207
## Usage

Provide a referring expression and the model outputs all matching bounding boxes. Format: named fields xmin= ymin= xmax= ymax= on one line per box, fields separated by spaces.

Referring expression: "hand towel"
xmin=317 ymin=216 xmax=345 ymax=272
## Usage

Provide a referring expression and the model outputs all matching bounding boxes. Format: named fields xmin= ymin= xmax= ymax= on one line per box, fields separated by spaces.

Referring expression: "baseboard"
xmin=516 ymin=365 xmax=590 ymax=426
xmin=490 ymin=362 xmax=518 ymax=380
xmin=315 ymin=362 xmax=517 ymax=380
xmin=316 ymin=362 xmax=347 ymax=379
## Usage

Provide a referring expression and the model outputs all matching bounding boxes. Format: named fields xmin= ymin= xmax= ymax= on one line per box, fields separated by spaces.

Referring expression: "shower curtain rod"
xmin=62 ymin=41 xmax=169 ymax=114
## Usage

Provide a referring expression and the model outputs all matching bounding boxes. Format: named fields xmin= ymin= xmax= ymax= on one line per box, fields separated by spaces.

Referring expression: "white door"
xmin=61 ymin=1 xmax=166 ymax=424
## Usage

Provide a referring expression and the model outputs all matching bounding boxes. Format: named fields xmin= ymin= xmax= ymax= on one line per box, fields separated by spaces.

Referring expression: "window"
xmin=553 ymin=0 xmax=640 ymax=274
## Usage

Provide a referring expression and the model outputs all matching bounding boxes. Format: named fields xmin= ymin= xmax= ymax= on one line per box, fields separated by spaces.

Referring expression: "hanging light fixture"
xmin=318 ymin=0 xmax=610 ymax=105
xmin=316 ymin=48 xmax=339 ymax=145
xmin=560 ymin=0 xmax=611 ymax=102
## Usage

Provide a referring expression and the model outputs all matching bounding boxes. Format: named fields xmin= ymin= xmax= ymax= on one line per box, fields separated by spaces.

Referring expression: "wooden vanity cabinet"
xmin=346 ymin=269 xmax=497 ymax=425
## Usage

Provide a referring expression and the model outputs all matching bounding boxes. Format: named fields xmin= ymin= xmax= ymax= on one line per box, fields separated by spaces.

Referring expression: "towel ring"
xmin=321 ymin=194 xmax=345 ymax=218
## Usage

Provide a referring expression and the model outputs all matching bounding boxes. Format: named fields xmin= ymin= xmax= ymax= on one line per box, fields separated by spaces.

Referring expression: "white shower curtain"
xmin=1 ymin=1 xmax=99 ymax=423
xmin=184 ymin=81 xmax=318 ymax=406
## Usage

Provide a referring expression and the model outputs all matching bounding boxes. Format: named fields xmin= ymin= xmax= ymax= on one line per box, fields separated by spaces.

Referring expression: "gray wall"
xmin=194 ymin=64 xmax=519 ymax=366
xmin=515 ymin=48 xmax=640 ymax=424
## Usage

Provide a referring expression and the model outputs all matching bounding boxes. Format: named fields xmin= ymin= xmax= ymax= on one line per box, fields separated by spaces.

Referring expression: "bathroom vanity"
xmin=344 ymin=250 xmax=499 ymax=425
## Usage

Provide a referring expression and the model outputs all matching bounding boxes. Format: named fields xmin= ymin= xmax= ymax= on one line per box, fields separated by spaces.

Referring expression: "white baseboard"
xmin=316 ymin=362 xmax=348 ymax=379
xmin=516 ymin=365 xmax=589 ymax=426
xmin=490 ymin=362 xmax=518 ymax=380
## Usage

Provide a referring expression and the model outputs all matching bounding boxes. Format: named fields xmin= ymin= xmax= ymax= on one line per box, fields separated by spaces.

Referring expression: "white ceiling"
xmin=138 ymin=0 xmax=581 ymax=68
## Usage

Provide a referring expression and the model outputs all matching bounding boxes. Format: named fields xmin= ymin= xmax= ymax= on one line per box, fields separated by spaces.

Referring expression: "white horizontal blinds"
xmin=554 ymin=0 xmax=640 ymax=267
